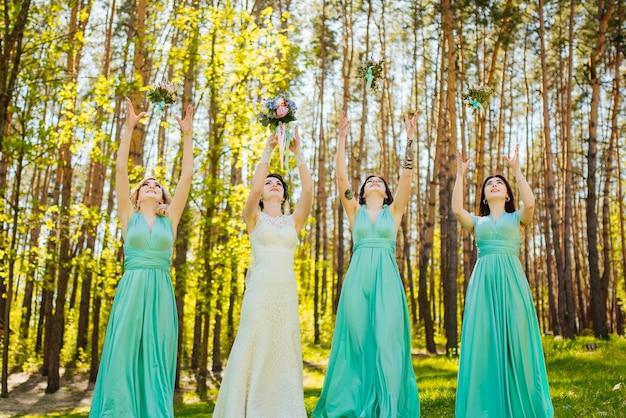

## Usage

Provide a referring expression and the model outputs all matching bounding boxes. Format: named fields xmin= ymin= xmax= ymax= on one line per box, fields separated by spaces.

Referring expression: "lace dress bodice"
xmin=250 ymin=212 xmax=297 ymax=249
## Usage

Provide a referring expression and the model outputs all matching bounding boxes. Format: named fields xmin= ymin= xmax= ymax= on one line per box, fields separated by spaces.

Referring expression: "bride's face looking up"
xmin=259 ymin=174 xmax=289 ymax=211
xmin=263 ymin=176 xmax=285 ymax=203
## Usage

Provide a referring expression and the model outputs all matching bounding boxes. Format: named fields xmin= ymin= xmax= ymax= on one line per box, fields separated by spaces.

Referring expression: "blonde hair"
xmin=129 ymin=177 xmax=172 ymax=216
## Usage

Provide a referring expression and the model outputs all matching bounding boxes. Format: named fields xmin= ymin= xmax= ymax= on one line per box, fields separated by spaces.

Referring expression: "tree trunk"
xmin=46 ymin=143 xmax=74 ymax=393
xmin=172 ymin=0 xmax=199 ymax=386
xmin=602 ymin=8 xmax=621 ymax=332
xmin=46 ymin=0 xmax=93 ymax=392
xmin=313 ymin=0 xmax=327 ymax=345
xmin=335 ymin=0 xmax=354 ymax=316
xmin=19 ymin=168 xmax=47 ymax=341
xmin=537 ymin=0 xmax=576 ymax=337
xmin=0 ymin=0 xmax=33 ymax=397
xmin=587 ymin=0 xmax=613 ymax=339
xmin=0 ymin=0 xmax=32 ymax=154
xmin=1 ymin=152 xmax=26 ymax=396
xmin=440 ymin=0 xmax=459 ymax=355
xmin=127 ymin=0 xmax=151 ymax=170
xmin=77 ymin=0 xmax=117 ymax=362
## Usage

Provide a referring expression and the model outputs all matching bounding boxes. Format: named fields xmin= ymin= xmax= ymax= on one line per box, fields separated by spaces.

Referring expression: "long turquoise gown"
xmin=90 ymin=212 xmax=178 ymax=418
xmin=313 ymin=205 xmax=420 ymax=418
xmin=455 ymin=211 xmax=553 ymax=418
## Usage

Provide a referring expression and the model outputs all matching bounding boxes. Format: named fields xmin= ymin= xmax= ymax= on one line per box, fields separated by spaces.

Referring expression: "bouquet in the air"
xmin=359 ymin=57 xmax=384 ymax=91
xmin=258 ymin=95 xmax=298 ymax=129
xmin=462 ymin=85 xmax=495 ymax=110
xmin=258 ymin=95 xmax=298 ymax=169
xmin=147 ymin=81 xmax=182 ymax=111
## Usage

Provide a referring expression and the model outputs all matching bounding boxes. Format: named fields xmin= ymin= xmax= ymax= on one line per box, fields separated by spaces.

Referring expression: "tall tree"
xmin=46 ymin=0 xmax=94 ymax=394
xmin=440 ymin=0 xmax=459 ymax=355
xmin=558 ymin=0 xmax=576 ymax=336
xmin=313 ymin=0 xmax=328 ymax=345
xmin=586 ymin=0 xmax=614 ymax=339
xmin=0 ymin=0 xmax=33 ymax=397
xmin=537 ymin=0 xmax=576 ymax=338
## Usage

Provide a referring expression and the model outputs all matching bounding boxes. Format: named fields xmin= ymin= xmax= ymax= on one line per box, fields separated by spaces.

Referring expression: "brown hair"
xmin=129 ymin=177 xmax=172 ymax=216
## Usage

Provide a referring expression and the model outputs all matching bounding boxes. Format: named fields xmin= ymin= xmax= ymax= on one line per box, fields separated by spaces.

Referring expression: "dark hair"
xmin=259 ymin=173 xmax=289 ymax=211
xmin=358 ymin=175 xmax=394 ymax=206
xmin=479 ymin=174 xmax=516 ymax=216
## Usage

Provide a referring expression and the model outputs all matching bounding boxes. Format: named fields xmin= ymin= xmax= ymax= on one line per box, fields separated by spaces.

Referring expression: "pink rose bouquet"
xmin=258 ymin=95 xmax=297 ymax=129
xmin=258 ymin=95 xmax=298 ymax=169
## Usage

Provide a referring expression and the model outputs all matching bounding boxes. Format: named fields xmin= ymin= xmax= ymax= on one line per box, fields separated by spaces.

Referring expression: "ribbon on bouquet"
xmin=469 ymin=98 xmax=483 ymax=109
xmin=365 ymin=66 xmax=374 ymax=90
xmin=153 ymin=100 xmax=166 ymax=117
xmin=275 ymin=123 xmax=294 ymax=170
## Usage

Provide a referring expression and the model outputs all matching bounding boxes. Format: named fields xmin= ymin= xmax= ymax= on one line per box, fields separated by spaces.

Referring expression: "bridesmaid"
xmin=452 ymin=145 xmax=553 ymax=417
xmin=313 ymin=111 xmax=420 ymax=418
xmin=90 ymin=98 xmax=193 ymax=417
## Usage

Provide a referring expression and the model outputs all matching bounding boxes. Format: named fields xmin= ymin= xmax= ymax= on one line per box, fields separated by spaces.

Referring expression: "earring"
xmin=506 ymin=196 xmax=510 ymax=202
xmin=482 ymin=199 xmax=487 ymax=205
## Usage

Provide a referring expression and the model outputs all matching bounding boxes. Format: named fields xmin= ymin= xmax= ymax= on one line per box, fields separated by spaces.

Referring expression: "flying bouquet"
xmin=359 ymin=57 xmax=384 ymax=91
xmin=258 ymin=95 xmax=298 ymax=169
xmin=462 ymin=85 xmax=495 ymax=111
xmin=147 ymin=81 xmax=182 ymax=111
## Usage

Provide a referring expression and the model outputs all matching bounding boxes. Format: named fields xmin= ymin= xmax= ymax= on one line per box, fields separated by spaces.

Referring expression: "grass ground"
xmin=6 ymin=336 xmax=626 ymax=417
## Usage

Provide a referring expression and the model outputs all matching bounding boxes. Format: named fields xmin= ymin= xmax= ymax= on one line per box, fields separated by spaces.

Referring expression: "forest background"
xmin=0 ymin=0 xmax=625 ymax=399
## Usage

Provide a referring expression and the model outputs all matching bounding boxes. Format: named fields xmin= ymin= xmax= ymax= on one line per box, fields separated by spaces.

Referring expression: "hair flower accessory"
xmin=359 ymin=57 xmax=384 ymax=91
xmin=147 ymin=81 xmax=182 ymax=111
xmin=258 ymin=95 xmax=298 ymax=169
xmin=462 ymin=85 xmax=495 ymax=111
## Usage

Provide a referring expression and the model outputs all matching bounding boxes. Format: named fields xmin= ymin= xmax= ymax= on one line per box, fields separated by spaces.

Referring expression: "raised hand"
xmin=267 ymin=132 xmax=279 ymax=150
xmin=124 ymin=97 xmax=146 ymax=129
xmin=456 ymin=150 xmax=471 ymax=175
xmin=175 ymin=104 xmax=194 ymax=134
xmin=503 ymin=144 xmax=520 ymax=173
xmin=289 ymin=125 xmax=301 ymax=151
xmin=404 ymin=110 xmax=419 ymax=139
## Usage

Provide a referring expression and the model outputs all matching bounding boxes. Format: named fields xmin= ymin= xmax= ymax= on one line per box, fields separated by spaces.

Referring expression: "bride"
xmin=212 ymin=128 xmax=313 ymax=417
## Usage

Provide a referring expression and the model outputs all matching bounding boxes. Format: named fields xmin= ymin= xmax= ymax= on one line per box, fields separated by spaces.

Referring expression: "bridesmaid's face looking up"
xmin=483 ymin=177 xmax=508 ymax=202
xmin=363 ymin=177 xmax=386 ymax=199
xmin=139 ymin=179 xmax=164 ymax=203
xmin=365 ymin=177 xmax=384 ymax=191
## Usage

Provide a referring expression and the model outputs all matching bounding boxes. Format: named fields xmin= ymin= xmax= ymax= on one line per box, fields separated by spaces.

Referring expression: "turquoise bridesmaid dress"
xmin=455 ymin=211 xmax=553 ymax=417
xmin=313 ymin=205 xmax=420 ymax=418
xmin=90 ymin=212 xmax=178 ymax=418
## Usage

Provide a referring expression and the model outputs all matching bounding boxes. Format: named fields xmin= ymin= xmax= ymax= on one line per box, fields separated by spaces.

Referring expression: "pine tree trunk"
xmin=0 ymin=0 xmax=33 ymax=397
xmin=538 ymin=0 xmax=576 ymax=337
xmin=313 ymin=0 xmax=327 ymax=345
xmin=440 ymin=0 xmax=459 ymax=355
xmin=127 ymin=0 xmax=151 ymax=169
xmin=587 ymin=0 xmax=613 ymax=339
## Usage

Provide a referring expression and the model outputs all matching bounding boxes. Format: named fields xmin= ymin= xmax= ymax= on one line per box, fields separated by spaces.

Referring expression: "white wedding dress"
xmin=213 ymin=212 xmax=307 ymax=418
